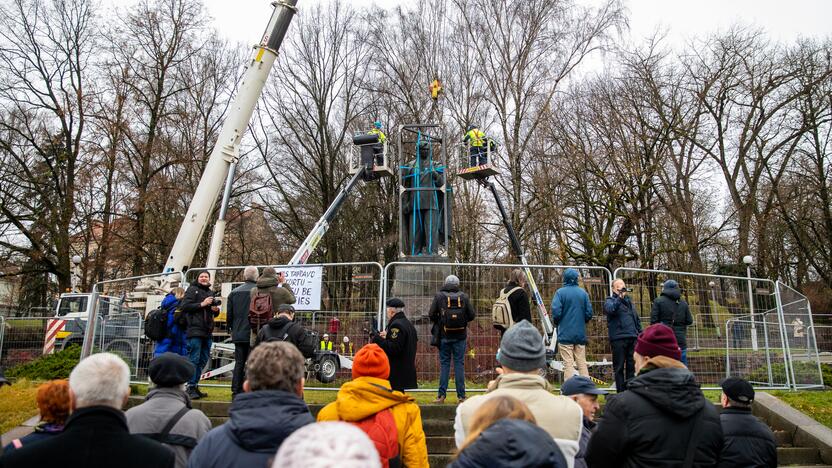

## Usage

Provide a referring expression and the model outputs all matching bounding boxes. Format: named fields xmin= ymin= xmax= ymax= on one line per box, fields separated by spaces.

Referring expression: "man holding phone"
xmin=603 ymin=279 xmax=642 ymax=391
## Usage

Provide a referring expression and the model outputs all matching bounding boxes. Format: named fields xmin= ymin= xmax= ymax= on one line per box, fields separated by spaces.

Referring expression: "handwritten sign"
xmin=283 ymin=266 xmax=323 ymax=310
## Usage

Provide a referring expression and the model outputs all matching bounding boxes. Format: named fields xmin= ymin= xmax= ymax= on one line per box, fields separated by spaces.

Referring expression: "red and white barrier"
xmin=43 ymin=319 xmax=66 ymax=355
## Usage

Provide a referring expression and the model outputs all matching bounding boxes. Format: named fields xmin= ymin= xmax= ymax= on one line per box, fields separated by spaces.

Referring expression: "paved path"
xmin=0 ymin=415 xmax=39 ymax=448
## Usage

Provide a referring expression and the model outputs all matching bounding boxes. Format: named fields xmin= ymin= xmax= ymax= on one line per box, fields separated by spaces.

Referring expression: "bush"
xmin=6 ymin=345 xmax=81 ymax=380
xmin=748 ymin=360 xmax=832 ymax=387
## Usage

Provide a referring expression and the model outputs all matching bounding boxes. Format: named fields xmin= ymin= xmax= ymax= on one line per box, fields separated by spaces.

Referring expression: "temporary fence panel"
xmin=614 ymin=267 xmax=785 ymax=389
xmin=83 ymin=271 xmax=186 ymax=381
xmin=182 ymin=262 xmax=384 ymax=388
xmin=807 ymin=321 xmax=832 ymax=386
xmin=0 ymin=316 xmax=104 ymax=377
xmin=382 ymin=262 xmax=613 ymax=390
xmin=777 ymin=282 xmax=824 ymax=389
xmin=724 ymin=311 xmax=789 ymax=389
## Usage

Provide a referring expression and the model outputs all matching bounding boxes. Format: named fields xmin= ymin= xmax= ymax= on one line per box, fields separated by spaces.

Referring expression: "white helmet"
xmin=323 ymin=333 xmax=329 ymax=339
xmin=343 ymin=336 xmax=350 ymax=343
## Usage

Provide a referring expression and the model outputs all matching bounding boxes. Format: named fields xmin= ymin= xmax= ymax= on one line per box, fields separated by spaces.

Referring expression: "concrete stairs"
xmin=127 ymin=398 xmax=830 ymax=467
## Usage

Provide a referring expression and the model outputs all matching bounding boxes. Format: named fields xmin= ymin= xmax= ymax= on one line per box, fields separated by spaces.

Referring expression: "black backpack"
xmin=144 ymin=308 xmax=168 ymax=342
xmin=442 ymin=292 xmax=468 ymax=332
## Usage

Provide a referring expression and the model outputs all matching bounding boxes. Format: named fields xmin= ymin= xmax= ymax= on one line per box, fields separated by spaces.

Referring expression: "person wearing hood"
xmin=250 ymin=267 xmax=296 ymax=317
xmin=428 ymin=274 xmax=476 ymax=403
xmin=317 ymin=343 xmax=429 ymax=468
xmin=180 ymin=271 xmax=220 ymax=399
xmin=585 ymin=324 xmax=723 ymax=468
xmin=551 ymin=268 xmax=593 ymax=380
xmin=650 ymin=279 xmax=693 ymax=365
xmin=227 ymin=266 xmax=259 ymax=397
xmin=154 ymin=287 xmax=187 ymax=357
xmin=187 ymin=342 xmax=314 ymax=468
xmin=126 ymin=353 xmax=212 ymax=468
xmin=255 ymin=304 xmax=316 ymax=357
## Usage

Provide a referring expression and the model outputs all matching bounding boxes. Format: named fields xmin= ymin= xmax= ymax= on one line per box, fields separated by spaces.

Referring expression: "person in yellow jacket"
xmin=318 ymin=344 xmax=429 ymax=468
xmin=368 ymin=121 xmax=386 ymax=166
xmin=463 ymin=124 xmax=487 ymax=167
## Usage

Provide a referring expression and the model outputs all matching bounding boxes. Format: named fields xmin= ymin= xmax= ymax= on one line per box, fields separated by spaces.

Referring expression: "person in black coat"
xmin=0 ymin=353 xmax=174 ymax=468
xmin=255 ymin=304 xmax=316 ymax=358
xmin=180 ymin=271 xmax=220 ymax=399
xmin=650 ymin=279 xmax=693 ymax=365
xmin=718 ymin=377 xmax=777 ymax=468
xmin=450 ymin=419 xmax=568 ymax=468
xmin=428 ymin=275 xmax=476 ymax=403
xmin=372 ymin=297 xmax=418 ymax=391
xmin=227 ymin=266 xmax=259 ymax=397
xmin=501 ymin=268 xmax=532 ymax=327
xmin=586 ymin=324 xmax=723 ymax=468
xmin=604 ymin=279 xmax=643 ymax=391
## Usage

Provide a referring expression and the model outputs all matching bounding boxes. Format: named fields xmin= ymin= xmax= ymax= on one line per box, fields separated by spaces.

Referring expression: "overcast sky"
xmin=185 ymin=0 xmax=831 ymax=48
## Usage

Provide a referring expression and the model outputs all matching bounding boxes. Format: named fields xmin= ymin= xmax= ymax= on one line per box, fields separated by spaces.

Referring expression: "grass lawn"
xmin=0 ymin=380 xmax=40 ymax=435
xmin=770 ymin=390 xmax=832 ymax=429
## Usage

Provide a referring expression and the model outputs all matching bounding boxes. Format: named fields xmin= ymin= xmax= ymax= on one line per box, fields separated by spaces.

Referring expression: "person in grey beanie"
xmin=126 ymin=353 xmax=212 ymax=468
xmin=454 ymin=320 xmax=583 ymax=467
xmin=428 ymin=274 xmax=476 ymax=403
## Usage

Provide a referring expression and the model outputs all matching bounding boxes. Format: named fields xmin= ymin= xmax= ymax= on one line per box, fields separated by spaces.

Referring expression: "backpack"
xmin=441 ymin=292 xmax=467 ymax=333
xmin=144 ymin=308 xmax=169 ymax=342
xmin=492 ymin=286 xmax=522 ymax=331
xmin=351 ymin=409 xmax=401 ymax=468
xmin=248 ymin=290 xmax=273 ymax=330
xmin=263 ymin=322 xmax=317 ymax=358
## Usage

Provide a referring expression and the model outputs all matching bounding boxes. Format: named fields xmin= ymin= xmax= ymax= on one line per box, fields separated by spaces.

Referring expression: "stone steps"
xmin=127 ymin=397 xmax=828 ymax=467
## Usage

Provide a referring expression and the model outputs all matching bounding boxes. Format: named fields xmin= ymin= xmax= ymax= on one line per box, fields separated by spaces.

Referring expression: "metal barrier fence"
xmin=725 ymin=312 xmax=789 ymax=388
xmin=613 ymin=267 xmax=789 ymax=388
xmin=183 ymin=262 xmax=384 ymax=387
xmin=382 ymin=262 xmax=614 ymax=389
xmin=778 ymin=282 xmax=824 ymax=388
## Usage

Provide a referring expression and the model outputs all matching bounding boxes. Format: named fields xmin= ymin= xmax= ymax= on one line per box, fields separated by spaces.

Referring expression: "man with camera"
xmin=603 ymin=279 xmax=642 ymax=392
xmin=181 ymin=270 xmax=221 ymax=400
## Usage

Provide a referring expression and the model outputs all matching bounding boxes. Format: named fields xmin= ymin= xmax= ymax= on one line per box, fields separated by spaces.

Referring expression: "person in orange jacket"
xmin=317 ymin=344 xmax=429 ymax=468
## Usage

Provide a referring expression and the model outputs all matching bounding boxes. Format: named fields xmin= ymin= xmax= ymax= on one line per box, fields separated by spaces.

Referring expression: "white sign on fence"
xmin=283 ymin=266 xmax=323 ymax=310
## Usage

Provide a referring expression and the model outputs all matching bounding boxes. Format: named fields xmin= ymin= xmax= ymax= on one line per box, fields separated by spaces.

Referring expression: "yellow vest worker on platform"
xmin=367 ymin=121 xmax=386 ymax=166
xmin=463 ymin=125 xmax=487 ymax=167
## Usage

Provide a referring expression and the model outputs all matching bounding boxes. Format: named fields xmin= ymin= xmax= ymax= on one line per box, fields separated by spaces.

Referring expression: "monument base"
xmin=390 ymin=255 xmax=451 ymax=322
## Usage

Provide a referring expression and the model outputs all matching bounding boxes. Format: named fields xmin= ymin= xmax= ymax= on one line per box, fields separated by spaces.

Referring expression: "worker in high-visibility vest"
xmin=429 ymin=78 xmax=443 ymax=100
xmin=340 ymin=336 xmax=354 ymax=356
xmin=320 ymin=333 xmax=333 ymax=351
xmin=463 ymin=124 xmax=488 ymax=167
xmin=367 ymin=121 xmax=386 ymax=166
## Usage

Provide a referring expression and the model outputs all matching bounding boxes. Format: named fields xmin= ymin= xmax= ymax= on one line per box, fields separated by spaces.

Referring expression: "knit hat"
xmin=352 ymin=344 xmax=390 ymax=380
xmin=272 ymin=422 xmax=381 ymax=468
xmin=635 ymin=323 xmax=682 ymax=361
xmin=444 ymin=274 xmax=460 ymax=287
xmin=149 ymin=353 xmax=195 ymax=387
xmin=278 ymin=304 xmax=295 ymax=314
xmin=497 ymin=320 xmax=546 ymax=372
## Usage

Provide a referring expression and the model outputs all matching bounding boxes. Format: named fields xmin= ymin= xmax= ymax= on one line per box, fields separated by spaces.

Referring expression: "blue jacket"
xmin=187 ymin=390 xmax=314 ymax=468
xmin=603 ymin=294 xmax=642 ymax=341
xmin=154 ymin=293 xmax=187 ymax=357
xmin=551 ymin=269 xmax=593 ymax=345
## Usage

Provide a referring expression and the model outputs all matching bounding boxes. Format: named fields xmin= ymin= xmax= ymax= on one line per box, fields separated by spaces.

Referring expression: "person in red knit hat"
xmin=317 ymin=344 xmax=428 ymax=468
xmin=586 ymin=324 xmax=724 ymax=468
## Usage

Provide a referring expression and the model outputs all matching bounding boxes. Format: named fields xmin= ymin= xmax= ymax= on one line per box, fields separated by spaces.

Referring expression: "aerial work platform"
xmin=454 ymin=143 xmax=500 ymax=180
xmin=350 ymin=133 xmax=394 ymax=180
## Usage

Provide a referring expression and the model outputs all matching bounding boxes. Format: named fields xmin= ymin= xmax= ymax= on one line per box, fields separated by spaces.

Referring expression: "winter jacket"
xmin=0 ymin=406 xmax=174 ymax=468
xmin=2 ymin=422 xmax=63 ymax=454
xmin=249 ymin=273 xmax=296 ymax=316
xmin=428 ymin=285 xmax=476 ymax=340
xmin=372 ymin=311 xmax=418 ymax=391
xmin=126 ymin=387 xmax=212 ymax=468
xmin=450 ymin=418 xmax=569 ymax=468
xmin=574 ymin=417 xmax=594 ymax=468
xmin=650 ymin=284 xmax=693 ymax=348
xmin=551 ymin=269 xmax=593 ymax=345
xmin=502 ymin=281 xmax=532 ymax=324
xmin=317 ymin=376 xmax=429 ymax=468
xmin=585 ymin=356 xmax=723 ymax=468
xmin=186 ymin=390 xmax=314 ymax=468
xmin=603 ymin=294 xmax=642 ymax=342
xmin=227 ymin=280 xmax=257 ymax=343
xmin=154 ymin=293 xmax=188 ymax=356
xmin=718 ymin=407 xmax=777 ymax=468
xmin=456 ymin=373 xmax=583 ymax=467
xmin=255 ymin=315 xmax=316 ymax=358
xmin=180 ymin=283 xmax=217 ymax=339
